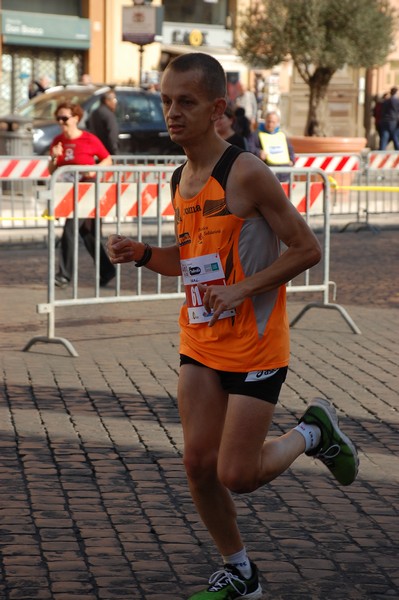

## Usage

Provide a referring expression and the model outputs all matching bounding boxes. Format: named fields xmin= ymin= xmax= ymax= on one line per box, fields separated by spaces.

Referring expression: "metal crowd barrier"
xmin=296 ymin=150 xmax=399 ymax=231
xmin=1 ymin=151 xmax=398 ymax=231
xmin=22 ymin=163 xmax=360 ymax=357
xmin=295 ymin=152 xmax=363 ymax=222
xmin=0 ymin=155 xmax=49 ymax=228
xmin=0 ymin=155 xmax=185 ymax=230
xmin=359 ymin=150 xmax=399 ymax=230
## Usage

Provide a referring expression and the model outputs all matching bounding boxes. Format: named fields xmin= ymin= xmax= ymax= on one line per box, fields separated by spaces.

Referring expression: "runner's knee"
xmin=183 ymin=447 xmax=218 ymax=483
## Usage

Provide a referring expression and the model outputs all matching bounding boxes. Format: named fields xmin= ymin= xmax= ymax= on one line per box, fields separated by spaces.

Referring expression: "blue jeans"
xmin=379 ymin=122 xmax=399 ymax=150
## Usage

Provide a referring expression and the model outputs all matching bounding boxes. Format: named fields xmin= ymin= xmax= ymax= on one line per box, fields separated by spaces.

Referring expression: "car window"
xmin=84 ymin=98 xmax=101 ymax=119
xmin=118 ymin=92 xmax=164 ymax=124
xmin=18 ymin=91 xmax=95 ymax=120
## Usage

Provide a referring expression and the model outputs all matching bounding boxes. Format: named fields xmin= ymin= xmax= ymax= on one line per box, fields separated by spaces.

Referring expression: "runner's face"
xmin=161 ymin=68 xmax=225 ymax=146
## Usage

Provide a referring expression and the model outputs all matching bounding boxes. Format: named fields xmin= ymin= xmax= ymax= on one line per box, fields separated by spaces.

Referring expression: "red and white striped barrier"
xmin=367 ymin=152 xmax=399 ymax=169
xmin=293 ymin=153 xmax=362 ymax=210
xmin=52 ymin=179 xmax=325 ymax=219
xmin=295 ymin=154 xmax=360 ymax=172
xmin=281 ymin=181 xmax=324 ymax=213
xmin=53 ymin=181 xmax=174 ymax=219
xmin=0 ymin=157 xmax=49 ymax=179
xmin=0 ymin=154 xmax=361 ymax=181
xmin=0 ymin=157 xmax=179 ymax=181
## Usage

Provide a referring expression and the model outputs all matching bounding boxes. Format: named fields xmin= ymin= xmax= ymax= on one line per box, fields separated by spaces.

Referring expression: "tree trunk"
xmin=304 ymin=67 xmax=335 ymax=137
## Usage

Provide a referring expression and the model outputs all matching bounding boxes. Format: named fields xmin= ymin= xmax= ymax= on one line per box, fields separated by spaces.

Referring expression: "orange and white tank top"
xmin=172 ymin=145 xmax=289 ymax=372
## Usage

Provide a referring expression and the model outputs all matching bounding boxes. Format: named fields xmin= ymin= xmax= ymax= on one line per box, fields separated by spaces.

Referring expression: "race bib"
xmin=180 ymin=253 xmax=236 ymax=324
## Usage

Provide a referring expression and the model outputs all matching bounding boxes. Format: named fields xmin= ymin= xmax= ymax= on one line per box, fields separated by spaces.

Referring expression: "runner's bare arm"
xmin=201 ymin=153 xmax=321 ymax=325
xmin=107 ymin=235 xmax=181 ymax=276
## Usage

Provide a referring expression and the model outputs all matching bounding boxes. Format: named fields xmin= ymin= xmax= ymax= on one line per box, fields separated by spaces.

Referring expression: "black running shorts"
xmin=180 ymin=354 xmax=288 ymax=405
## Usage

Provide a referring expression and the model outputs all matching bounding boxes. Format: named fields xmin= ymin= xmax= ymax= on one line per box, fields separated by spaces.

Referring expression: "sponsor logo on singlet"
xmin=198 ymin=226 xmax=222 ymax=245
xmin=184 ymin=204 xmax=201 ymax=215
xmin=179 ymin=232 xmax=191 ymax=246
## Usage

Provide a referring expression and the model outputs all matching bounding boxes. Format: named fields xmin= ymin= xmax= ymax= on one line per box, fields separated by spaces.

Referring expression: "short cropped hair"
xmin=101 ymin=91 xmax=116 ymax=104
xmin=54 ymin=101 xmax=84 ymax=123
xmin=166 ymin=52 xmax=226 ymax=100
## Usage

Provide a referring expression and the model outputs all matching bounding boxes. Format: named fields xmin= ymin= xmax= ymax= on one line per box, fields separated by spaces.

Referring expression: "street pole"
xmin=138 ymin=44 xmax=144 ymax=85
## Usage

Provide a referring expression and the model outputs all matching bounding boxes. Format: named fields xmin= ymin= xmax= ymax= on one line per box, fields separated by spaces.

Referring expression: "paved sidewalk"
xmin=0 ymin=232 xmax=398 ymax=599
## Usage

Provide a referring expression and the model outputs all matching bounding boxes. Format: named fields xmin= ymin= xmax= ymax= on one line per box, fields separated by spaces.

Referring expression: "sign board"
xmin=122 ymin=5 xmax=163 ymax=46
xmin=162 ymin=22 xmax=233 ymax=48
xmin=2 ymin=10 xmax=90 ymax=49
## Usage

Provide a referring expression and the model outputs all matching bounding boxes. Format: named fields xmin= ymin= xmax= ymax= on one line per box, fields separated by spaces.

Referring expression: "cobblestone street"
xmin=0 ymin=227 xmax=398 ymax=599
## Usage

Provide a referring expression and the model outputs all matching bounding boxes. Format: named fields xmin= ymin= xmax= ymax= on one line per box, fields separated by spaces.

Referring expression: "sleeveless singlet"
xmin=172 ymin=145 xmax=289 ymax=372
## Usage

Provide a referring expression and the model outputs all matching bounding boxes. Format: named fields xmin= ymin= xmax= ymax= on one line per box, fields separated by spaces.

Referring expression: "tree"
xmin=236 ymin=0 xmax=396 ymax=136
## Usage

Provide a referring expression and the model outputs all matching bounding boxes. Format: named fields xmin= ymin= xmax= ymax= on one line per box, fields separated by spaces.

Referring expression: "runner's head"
xmin=164 ymin=52 xmax=226 ymax=101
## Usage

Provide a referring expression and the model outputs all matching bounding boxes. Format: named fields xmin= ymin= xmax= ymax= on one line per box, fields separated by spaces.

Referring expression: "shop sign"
xmin=122 ymin=5 xmax=164 ymax=46
xmin=172 ymin=30 xmax=208 ymax=46
xmin=163 ymin=23 xmax=233 ymax=49
xmin=2 ymin=10 xmax=90 ymax=49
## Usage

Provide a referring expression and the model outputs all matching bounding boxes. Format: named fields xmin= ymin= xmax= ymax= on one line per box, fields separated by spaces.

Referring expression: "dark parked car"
xmin=16 ymin=84 xmax=183 ymax=156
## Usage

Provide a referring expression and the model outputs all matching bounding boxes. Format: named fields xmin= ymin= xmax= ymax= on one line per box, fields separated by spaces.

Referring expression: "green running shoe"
xmin=188 ymin=562 xmax=262 ymax=599
xmin=299 ymin=398 xmax=359 ymax=486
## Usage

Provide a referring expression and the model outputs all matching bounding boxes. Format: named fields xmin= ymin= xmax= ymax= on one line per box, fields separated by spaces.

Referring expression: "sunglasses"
xmin=56 ymin=115 xmax=72 ymax=123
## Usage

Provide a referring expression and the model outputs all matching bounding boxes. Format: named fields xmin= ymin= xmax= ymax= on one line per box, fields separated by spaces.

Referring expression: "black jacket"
xmin=88 ymin=104 xmax=119 ymax=155
xmin=381 ymin=95 xmax=399 ymax=124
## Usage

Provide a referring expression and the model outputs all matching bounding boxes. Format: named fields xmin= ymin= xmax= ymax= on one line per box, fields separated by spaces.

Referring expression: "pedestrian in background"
xmin=214 ymin=107 xmax=247 ymax=150
xmin=233 ymin=107 xmax=261 ymax=156
xmin=107 ymin=52 xmax=358 ymax=600
xmin=258 ymin=110 xmax=295 ymax=182
xmin=372 ymin=92 xmax=388 ymax=143
xmin=88 ymin=90 xmax=119 ymax=155
xmin=234 ymin=81 xmax=258 ymax=129
xmin=79 ymin=73 xmax=93 ymax=86
xmin=28 ymin=75 xmax=50 ymax=99
xmin=48 ymin=101 xmax=116 ymax=288
xmin=379 ymin=87 xmax=399 ymax=150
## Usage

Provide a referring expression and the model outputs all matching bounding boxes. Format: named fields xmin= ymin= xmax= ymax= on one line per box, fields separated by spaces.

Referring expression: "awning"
xmin=161 ymin=44 xmax=248 ymax=74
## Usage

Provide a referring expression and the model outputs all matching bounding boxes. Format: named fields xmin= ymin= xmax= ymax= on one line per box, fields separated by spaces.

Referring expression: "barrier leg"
xmin=290 ymin=302 xmax=361 ymax=334
xmin=22 ymin=336 xmax=79 ymax=357
xmin=23 ymin=300 xmax=79 ymax=357
xmin=340 ymin=219 xmax=380 ymax=234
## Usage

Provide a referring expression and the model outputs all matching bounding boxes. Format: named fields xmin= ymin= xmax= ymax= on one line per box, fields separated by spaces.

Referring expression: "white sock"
xmin=294 ymin=422 xmax=321 ymax=452
xmin=223 ymin=548 xmax=252 ymax=579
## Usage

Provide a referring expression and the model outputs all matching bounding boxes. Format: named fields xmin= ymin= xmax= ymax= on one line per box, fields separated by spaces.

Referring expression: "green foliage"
xmin=237 ymin=0 xmax=396 ymax=135
xmin=238 ymin=0 xmax=395 ymax=78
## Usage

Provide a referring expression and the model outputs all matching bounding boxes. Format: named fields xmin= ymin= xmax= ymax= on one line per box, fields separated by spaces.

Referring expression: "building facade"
xmin=0 ymin=0 xmax=247 ymax=114
xmin=0 ymin=0 xmax=398 ymax=142
xmin=0 ymin=0 xmax=92 ymax=114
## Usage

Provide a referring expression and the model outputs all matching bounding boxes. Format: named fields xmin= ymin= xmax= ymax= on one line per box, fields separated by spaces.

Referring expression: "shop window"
xmin=163 ymin=0 xmax=228 ymax=26
xmin=1 ymin=55 xmax=12 ymax=114
xmin=1 ymin=47 xmax=83 ymax=113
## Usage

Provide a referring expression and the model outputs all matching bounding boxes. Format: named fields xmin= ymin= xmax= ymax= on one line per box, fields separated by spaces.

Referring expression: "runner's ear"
xmin=212 ymin=97 xmax=227 ymax=122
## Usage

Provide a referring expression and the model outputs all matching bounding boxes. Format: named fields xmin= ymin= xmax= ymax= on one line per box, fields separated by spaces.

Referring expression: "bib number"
xmin=181 ymin=253 xmax=235 ymax=324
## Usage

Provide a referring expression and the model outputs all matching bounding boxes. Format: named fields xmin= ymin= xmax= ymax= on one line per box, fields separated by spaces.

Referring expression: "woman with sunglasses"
xmin=48 ymin=101 xmax=115 ymax=288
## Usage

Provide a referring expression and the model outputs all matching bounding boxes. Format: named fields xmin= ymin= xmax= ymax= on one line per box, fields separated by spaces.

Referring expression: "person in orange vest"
xmin=258 ymin=111 xmax=295 ymax=182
